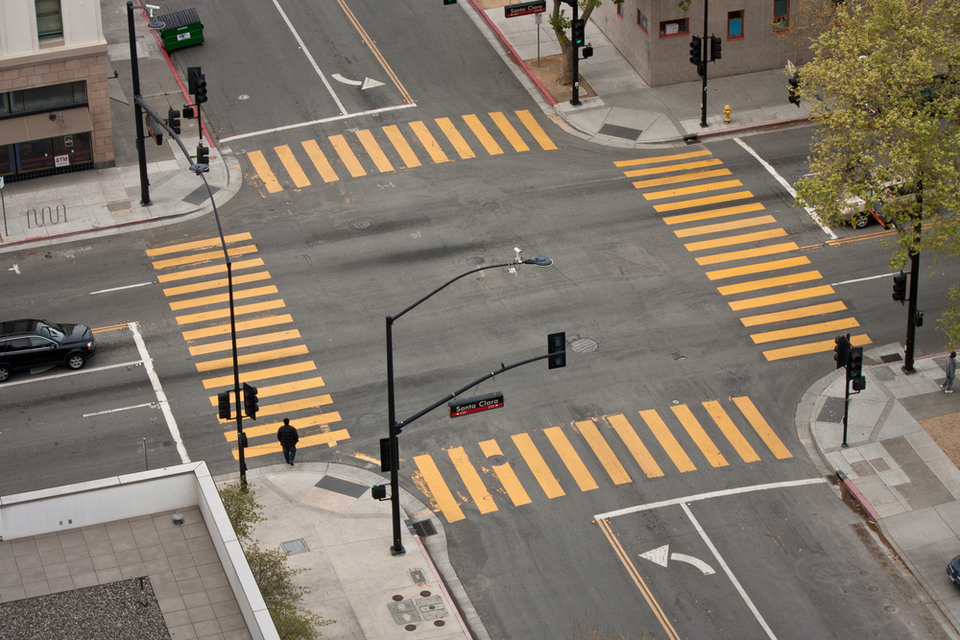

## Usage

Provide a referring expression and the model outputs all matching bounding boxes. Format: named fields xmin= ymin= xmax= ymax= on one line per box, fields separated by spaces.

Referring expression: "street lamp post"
xmin=384 ymin=254 xmax=553 ymax=555
xmin=126 ymin=2 xmax=164 ymax=206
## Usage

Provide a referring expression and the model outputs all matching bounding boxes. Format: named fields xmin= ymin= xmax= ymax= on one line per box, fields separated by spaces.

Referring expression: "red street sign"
xmin=504 ymin=0 xmax=546 ymax=18
xmin=449 ymin=392 xmax=504 ymax=418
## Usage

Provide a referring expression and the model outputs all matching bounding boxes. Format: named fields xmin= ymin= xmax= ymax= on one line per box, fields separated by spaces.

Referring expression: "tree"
xmin=218 ymin=481 xmax=334 ymax=640
xmin=549 ymin=0 xmax=620 ymax=85
xmin=794 ymin=0 xmax=960 ymax=347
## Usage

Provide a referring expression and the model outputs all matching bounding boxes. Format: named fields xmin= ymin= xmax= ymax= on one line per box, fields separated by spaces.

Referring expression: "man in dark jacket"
xmin=277 ymin=418 xmax=299 ymax=465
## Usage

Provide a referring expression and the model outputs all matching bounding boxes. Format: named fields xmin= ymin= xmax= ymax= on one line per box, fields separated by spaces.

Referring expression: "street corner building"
xmin=0 ymin=0 xmax=112 ymax=181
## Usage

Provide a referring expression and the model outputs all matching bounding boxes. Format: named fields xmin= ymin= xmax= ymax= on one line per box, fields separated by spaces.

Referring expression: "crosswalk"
xmin=619 ymin=150 xmax=871 ymax=361
xmin=145 ymin=233 xmax=347 ymax=461
xmin=412 ymin=396 xmax=791 ymax=523
xmin=246 ymin=110 xmax=557 ymax=194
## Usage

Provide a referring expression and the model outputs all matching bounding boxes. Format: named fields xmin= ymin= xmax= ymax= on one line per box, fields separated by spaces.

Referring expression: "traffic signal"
xmin=182 ymin=105 xmax=195 ymax=119
xmin=194 ymin=74 xmax=208 ymax=104
xmin=915 ymin=309 xmax=924 ymax=327
xmin=443 ymin=0 xmax=456 ymax=5
xmin=892 ymin=271 xmax=907 ymax=302
xmin=848 ymin=346 xmax=863 ymax=378
xmin=548 ymin=332 xmax=566 ymax=369
xmin=710 ymin=35 xmax=722 ymax=61
xmin=196 ymin=144 xmax=209 ymax=167
xmin=689 ymin=35 xmax=702 ymax=66
xmin=145 ymin=115 xmax=162 ymax=145
xmin=243 ymin=382 xmax=259 ymax=420
xmin=582 ymin=44 xmax=594 ymax=59
xmin=572 ymin=20 xmax=585 ymax=48
xmin=833 ymin=335 xmax=849 ymax=370
xmin=187 ymin=66 xmax=202 ymax=94
xmin=167 ymin=107 xmax=181 ymax=135
xmin=788 ymin=72 xmax=801 ymax=106
xmin=218 ymin=391 xmax=230 ymax=419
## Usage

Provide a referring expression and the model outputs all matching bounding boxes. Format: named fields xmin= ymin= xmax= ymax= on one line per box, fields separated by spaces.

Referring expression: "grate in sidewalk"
xmin=880 ymin=353 xmax=903 ymax=363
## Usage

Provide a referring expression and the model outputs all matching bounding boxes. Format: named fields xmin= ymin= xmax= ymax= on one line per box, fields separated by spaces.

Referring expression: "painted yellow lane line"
xmin=462 ymin=114 xmax=504 ymax=156
xmin=695 ymin=242 xmax=799 ymax=266
xmin=336 ymin=0 xmax=413 ymax=104
xmin=92 ymin=324 xmax=131 ymax=333
xmin=478 ymin=440 xmax=531 ymax=506
xmin=151 ymin=245 xmax=258 ymax=270
xmin=684 ymin=229 xmax=787 ymax=252
xmin=544 ymin=426 xmax=598 ymax=492
xmin=663 ymin=202 xmax=765 ymax=225
xmin=196 ymin=345 xmax=309 ymax=373
xmin=168 ymin=285 xmax=279 ymax=311
xmin=511 ymin=433 xmax=565 ymax=499
xmin=382 ymin=125 xmax=422 ymax=169
xmin=409 ymin=121 xmax=450 ymax=164
xmin=414 ymin=455 xmax=465 ymax=522
xmin=717 ymin=271 xmax=822 ymax=296
xmin=624 ymin=158 xmax=723 ymax=177
xmin=247 ymin=150 xmax=282 ymax=193
xmin=633 ymin=168 xmax=732 ymax=190
xmin=189 ymin=329 xmax=301 ymax=356
xmin=208 ymin=377 xmax=326 ymax=405
xmin=146 ymin=233 xmax=253 ymax=256
xmin=224 ymin=412 xmax=342 ymax=441
xmin=356 ymin=129 xmax=395 ymax=173
xmin=673 ymin=215 xmax=778 ymax=238
xmin=731 ymin=396 xmax=792 ymax=459
xmin=643 ymin=179 xmax=743 ymax=201
xmin=639 ymin=410 xmax=696 ymax=472
xmin=163 ymin=271 xmax=271 ymax=297
xmin=614 ymin=150 xmax=711 ymax=167
xmin=605 ymin=413 xmax=664 ymax=479
xmin=702 ymin=401 xmax=760 ymax=463
xmin=654 ymin=191 xmax=754 ymax=213
xmin=275 ymin=144 xmax=310 ymax=188
xmin=448 ymin=446 xmax=497 ymax=514
xmin=216 ymin=394 xmax=332 ymax=424
xmin=705 ymin=256 xmax=811 ymax=281
xmin=762 ymin=333 xmax=871 ymax=361
xmin=201 ymin=360 xmax=314 ymax=389
xmin=489 ymin=112 xmax=529 ymax=152
xmin=329 ymin=134 xmax=367 ymax=178
xmin=739 ymin=301 xmax=847 ymax=327
xmin=176 ymin=299 xmax=286 ymax=325
xmin=301 ymin=139 xmax=339 ymax=183
xmin=728 ymin=285 xmax=835 ymax=311
xmin=435 ymin=117 xmax=475 ymax=160
xmin=750 ymin=317 xmax=860 ymax=345
xmin=576 ymin=420 xmax=632 ymax=485
xmin=237 ymin=429 xmax=350 ymax=460
xmin=515 ymin=110 xmax=557 ymax=150
xmin=671 ymin=405 xmax=727 ymax=468
xmin=184 ymin=314 xmax=293 ymax=341
xmin=155 ymin=258 xmax=264 ymax=283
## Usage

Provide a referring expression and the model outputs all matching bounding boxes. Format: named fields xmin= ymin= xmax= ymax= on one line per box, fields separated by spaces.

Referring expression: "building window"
xmin=0 ymin=81 xmax=87 ymax=118
xmin=728 ymin=10 xmax=744 ymax=39
xmin=773 ymin=0 xmax=788 ymax=32
xmin=36 ymin=0 xmax=63 ymax=40
xmin=659 ymin=18 xmax=688 ymax=37
xmin=637 ymin=9 xmax=649 ymax=33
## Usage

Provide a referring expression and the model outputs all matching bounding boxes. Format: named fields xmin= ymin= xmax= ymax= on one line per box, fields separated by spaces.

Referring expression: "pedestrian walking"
xmin=943 ymin=351 xmax=956 ymax=393
xmin=277 ymin=418 xmax=299 ymax=465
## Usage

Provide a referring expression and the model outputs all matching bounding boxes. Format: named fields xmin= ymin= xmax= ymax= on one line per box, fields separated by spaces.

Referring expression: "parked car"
xmin=0 ymin=319 xmax=97 ymax=382
xmin=842 ymin=181 xmax=914 ymax=229
xmin=947 ymin=554 xmax=960 ymax=586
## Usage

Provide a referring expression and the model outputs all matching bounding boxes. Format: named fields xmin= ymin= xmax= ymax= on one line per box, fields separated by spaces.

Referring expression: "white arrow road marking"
xmin=638 ymin=545 xmax=670 ymax=567
xmin=332 ymin=73 xmax=385 ymax=90
xmin=361 ymin=77 xmax=384 ymax=90
xmin=638 ymin=544 xmax=716 ymax=575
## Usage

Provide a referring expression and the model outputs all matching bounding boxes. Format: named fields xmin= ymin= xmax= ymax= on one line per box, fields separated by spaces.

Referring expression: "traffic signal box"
xmin=167 ymin=108 xmax=181 ymax=135
xmin=788 ymin=72 xmax=801 ymax=106
xmin=833 ymin=335 xmax=850 ymax=370
xmin=548 ymin=332 xmax=566 ymax=369
xmin=196 ymin=144 xmax=209 ymax=167
xmin=689 ymin=36 xmax=702 ymax=66
xmin=218 ymin=391 xmax=230 ymax=419
xmin=848 ymin=347 xmax=865 ymax=390
xmin=243 ymin=382 xmax=259 ymax=420
xmin=572 ymin=20 xmax=585 ymax=48
xmin=893 ymin=271 xmax=907 ymax=303
xmin=709 ymin=35 xmax=721 ymax=61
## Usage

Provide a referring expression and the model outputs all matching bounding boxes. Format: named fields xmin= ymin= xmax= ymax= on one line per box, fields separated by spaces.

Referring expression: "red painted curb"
xmin=840 ymin=475 xmax=881 ymax=523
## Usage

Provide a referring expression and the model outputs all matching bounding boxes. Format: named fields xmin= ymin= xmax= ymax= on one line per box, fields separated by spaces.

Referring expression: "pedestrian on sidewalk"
xmin=943 ymin=351 xmax=956 ymax=393
xmin=277 ymin=418 xmax=299 ymax=465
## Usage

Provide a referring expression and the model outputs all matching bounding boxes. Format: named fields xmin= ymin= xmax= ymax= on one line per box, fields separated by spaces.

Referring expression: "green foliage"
xmin=218 ymin=480 xmax=265 ymax=541
xmin=939 ymin=286 xmax=960 ymax=349
xmin=549 ymin=8 xmax=572 ymax=44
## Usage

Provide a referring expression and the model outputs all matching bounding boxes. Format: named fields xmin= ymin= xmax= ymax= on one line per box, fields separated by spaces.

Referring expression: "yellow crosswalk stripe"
xmin=176 ymin=299 xmax=286 ymax=325
xmin=168 ymin=285 xmax=279 ymax=310
xmin=409 ymin=121 xmax=450 ymax=163
xmin=151 ymin=245 xmax=258 ymax=270
xmin=216 ymin=394 xmax=332 ymax=423
xmin=201 ymin=360 xmax=314 ymax=388
xmin=435 ymin=117 xmax=475 ymax=159
xmin=511 ymin=433 xmax=565 ymax=498
xmin=237 ymin=430 xmax=349 ymax=460
xmin=478 ymin=440 xmax=531 ymax=506
xmin=705 ymin=256 xmax=811 ymax=280
xmin=762 ymin=333 xmax=871 ymax=361
xmin=702 ymin=401 xmax=760 ymax=463
xmin=489 ymin=112 xmax=529 ymax=152
xmin=728 ymin=285 xmax=835 ymax=311
xmin=717 ymin=271 xmax=822 ymax=295
xmin=414 ymin=455 xmax=465 ymax=523
xmin=146 ymin=234 xmax=253 ymax=257
xmin=654 ymin=191 xmax=755 ymax=212
xmin=224 ymin=413 xmax=342 ymax=441
xmin=382 ymin=125 xmax=422 ymax=168
xmin=301 ymin=139 xmax=339 ymax=183
xmin=163 ymin=271 xmax=271 ymax=297
xmin=275 ymin=144 xmax=310 ymax=188
xmin=184 ymin=314 xmax=293 ymax=341
xmin=624 ymin=158 xmax=724 ymax=177
xmin=731 ymin=396 xmax=792 ymax=459
xmin=544 ymin=426 xmax=598 ymax=492
xmin=684 ymin=229 xmax=787 ymax=252
xmin=663 ymin=202 xmax=766 ymax=225
xmin=329 ymin=134 xmax=367 ymax=177
xmin=638 ymin=410 xmax=696 ymax=472
xmin=614 ymin=150 xmax=711 ymax=167
xmin=196 ymin=345 xmax=309 ymax=372
xmin=673 ymin=216 xmax=778 ymax=237
xmin=448 ymin=447 xmax=497 ymax=513
xmin=633 ymin=168 xmax=732 ymax=189
xmin=605 ymin=414 xmax=664 ymax=479
xmin=515 ymin=110 xmax=557 ymax=150
xmin=463 ymin=114 xmax=504 ymax=155
xmin=671 ymin=405 xmax=727 ymax=467
xmin=156 ymin=258 xmax=265 ymax=283
xmin=247 ymin=150 xmax=282 ymax=193
xmin=189 ymin=329 xmax=301 ymax=356
xmin=695 ymin=242 xmax=799 ymax=266
xmin=739 ymin=301 xmax=847 ymax=327
xmin=356 ymin=129 xmax=395 ymax=173
xmin=207 ymin=377 xmax=325 ymax=405
xmin=750 ymin=317 xmax=860 ymax=344
xmin=643 ymin=180 xmax=743 ymax=200
xmin=576 ymin=420 xmax=632 ymax=485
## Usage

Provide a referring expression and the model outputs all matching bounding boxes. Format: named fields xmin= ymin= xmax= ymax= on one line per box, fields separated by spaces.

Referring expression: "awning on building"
xmin=0 ymin=107 xmax=93 ymax=145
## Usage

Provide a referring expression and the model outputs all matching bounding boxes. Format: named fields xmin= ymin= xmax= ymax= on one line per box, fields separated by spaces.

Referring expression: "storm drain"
xmin=880 ymin=353 xmax=903 ymax=363
xmin=412 ymin=519 xmax=437 ymax=538
xmin=281 ymin=539 xmax=308 ymax=555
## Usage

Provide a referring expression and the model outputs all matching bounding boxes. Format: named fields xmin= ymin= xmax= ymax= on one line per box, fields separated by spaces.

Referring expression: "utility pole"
xmin=700 ymin=0 xmax=709 ymax=128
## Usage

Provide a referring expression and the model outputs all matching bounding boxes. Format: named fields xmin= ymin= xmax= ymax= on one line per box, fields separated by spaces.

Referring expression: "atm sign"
xmin=448 ymin=392 xmax=505 ymax=418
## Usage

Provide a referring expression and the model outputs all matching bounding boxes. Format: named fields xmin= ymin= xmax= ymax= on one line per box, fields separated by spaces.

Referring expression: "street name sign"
xmin=504 ymin=0 xmax=546 ymax=18
xmin=449 ymin=391 xmax=505 ymax=418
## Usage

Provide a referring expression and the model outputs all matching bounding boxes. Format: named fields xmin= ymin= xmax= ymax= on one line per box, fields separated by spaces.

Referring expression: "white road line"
xmin=831 ymin=272 xmax=897 ymax=286
xmin=733 ymin=137 xmax=838 ymax=240
xmin=681 ymin=502 xmax=778 ymax=640
xmin=83 ymin=402 xmax=156 ymax=417
xmin=220 ymin=102 xmax=417 ymax=143
xmin=0 ymin=360 xmax=145 ymax=387
xmin=128 ymin=322 xmax=190 ymax=464
xmin=90 ymin=282 xmax=154 ymax=295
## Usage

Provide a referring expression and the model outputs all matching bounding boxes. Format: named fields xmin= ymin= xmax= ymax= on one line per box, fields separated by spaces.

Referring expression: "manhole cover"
xmin=353 ymin=220 xmax=371 ymax=229
xmin=466 ymin=257 xmax=485 ymax=266
xmin=488 ymin=454 xmax=508 ymax=466
xmin=571 ymin=338 xmax=597 ymax=353
xmin=482 ymin=202 xmax=500 ymax=211
xmin=282 ymin=539 xmax=308 ymax=555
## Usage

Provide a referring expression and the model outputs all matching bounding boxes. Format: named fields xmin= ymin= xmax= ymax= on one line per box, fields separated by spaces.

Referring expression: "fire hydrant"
xmin=723 ymin=104 xmax=732 ymax=124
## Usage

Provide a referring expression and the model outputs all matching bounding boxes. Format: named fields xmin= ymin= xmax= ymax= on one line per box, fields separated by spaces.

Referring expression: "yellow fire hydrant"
xmin=723 ymin=104 xmax=732 ymax=124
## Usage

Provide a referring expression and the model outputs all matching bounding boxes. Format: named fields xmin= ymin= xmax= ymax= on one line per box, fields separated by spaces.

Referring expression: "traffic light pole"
xmin=127 ymin=2 xmax=151 ymax=206
xmin=700 ymin=0 xmax=709 ymax=128
xmin=570 ymin=2 xmax=581 ymax=107
xmin=903 ymin=221 xmax=921 ymax=374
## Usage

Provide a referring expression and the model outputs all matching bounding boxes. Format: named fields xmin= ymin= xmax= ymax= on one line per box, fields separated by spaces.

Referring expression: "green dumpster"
xmin=157 ymin=8 xmax=203 ymax=51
